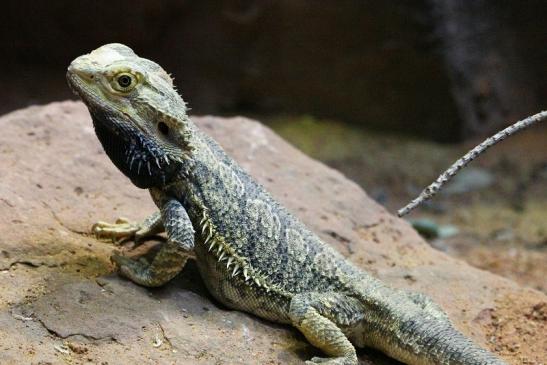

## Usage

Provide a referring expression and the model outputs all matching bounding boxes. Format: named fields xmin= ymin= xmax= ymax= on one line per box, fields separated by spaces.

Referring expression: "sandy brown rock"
xmin=0 ymin=101 xmax=545 ymax=364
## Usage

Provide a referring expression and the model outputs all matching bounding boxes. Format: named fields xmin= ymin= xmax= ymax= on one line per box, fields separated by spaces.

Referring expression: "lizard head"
xmin=66 ymin=43 xmax=191 ymax=189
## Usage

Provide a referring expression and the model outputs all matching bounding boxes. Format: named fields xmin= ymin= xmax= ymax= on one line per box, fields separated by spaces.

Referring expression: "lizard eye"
xmin=112 ymin=72 xmax=137 ymax=92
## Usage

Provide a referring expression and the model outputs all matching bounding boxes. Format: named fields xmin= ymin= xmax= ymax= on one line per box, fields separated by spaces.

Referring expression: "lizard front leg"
xmin=112 ymin=196 xmax=194 ymax=287
xmin=92 ymin=211 xmax=164 ymax=244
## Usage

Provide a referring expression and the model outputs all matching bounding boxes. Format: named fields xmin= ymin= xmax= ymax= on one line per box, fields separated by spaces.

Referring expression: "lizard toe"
xmin=110 ymin=252 xmax=139 ymax=269
xmin=111 ymin=253 xmax=150 ymax=282
xmin=92 ymin=219 xmax=140 ymax=243
xmin=306 ymin=356 xmax=356 ymax=365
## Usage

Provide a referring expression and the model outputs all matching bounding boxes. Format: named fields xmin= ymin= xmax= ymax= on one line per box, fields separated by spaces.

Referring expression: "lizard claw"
xmin=306 ymin=356 xmax=356 ymax=365
xmin=115 ymin=217 xmax=131 ymax=224
xmin=111 ymin=252 xmax=137 ymax=275
xmin=110 ymin=250 xmax=123 ymax=265
xmin=111 ymin=251 xmax=131 ymax=265
xmin=110 ymin=251 xmax=147 ymax=274
xmin=110 ymin=252 xmax=163 ymax=287
xmin=91 ymin=218 xmax=140 ymax=244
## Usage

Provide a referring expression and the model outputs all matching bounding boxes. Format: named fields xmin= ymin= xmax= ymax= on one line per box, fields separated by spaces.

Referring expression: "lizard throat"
xmin=90 ymin=107 xmax=182 ymax=189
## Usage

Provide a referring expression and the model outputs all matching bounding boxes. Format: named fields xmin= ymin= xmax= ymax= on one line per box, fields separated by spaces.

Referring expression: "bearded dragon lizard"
xmin=67 ymin=43 xmax=508 ymax=365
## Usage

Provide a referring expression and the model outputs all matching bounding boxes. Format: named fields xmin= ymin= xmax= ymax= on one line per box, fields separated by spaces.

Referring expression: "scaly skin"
xmin=67 ymin=44 xmax=506 ymax=365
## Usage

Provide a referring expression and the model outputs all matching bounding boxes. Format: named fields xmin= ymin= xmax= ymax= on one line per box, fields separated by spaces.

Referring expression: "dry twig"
xmin=398 ymin=111 xmax=547 ymax=217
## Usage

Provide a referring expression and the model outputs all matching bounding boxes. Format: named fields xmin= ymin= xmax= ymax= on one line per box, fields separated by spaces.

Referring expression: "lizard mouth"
xmin=66 ymin=72 xmax=89 ymax=100
xmin=66 ymin=72 xmax=109 ymax=113
xmin=67 ymin=72 xmax=182 ymax=189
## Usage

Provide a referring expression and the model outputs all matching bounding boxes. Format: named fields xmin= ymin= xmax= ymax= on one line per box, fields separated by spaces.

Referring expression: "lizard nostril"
xmin=158 ymin=121 xmax=169 ymax=136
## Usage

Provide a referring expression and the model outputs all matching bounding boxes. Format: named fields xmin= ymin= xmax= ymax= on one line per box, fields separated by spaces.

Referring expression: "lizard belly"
xmin=194 ymin=244 xmax=292 ymax=324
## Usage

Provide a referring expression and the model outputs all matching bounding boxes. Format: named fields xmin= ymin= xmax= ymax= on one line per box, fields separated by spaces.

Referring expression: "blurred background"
xmin=1 ymin=1 xmax=546 ymax=291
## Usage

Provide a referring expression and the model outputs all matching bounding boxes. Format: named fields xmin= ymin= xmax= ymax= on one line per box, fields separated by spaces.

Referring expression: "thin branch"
xmin=398 ymin=110 xmax=547 ymax=217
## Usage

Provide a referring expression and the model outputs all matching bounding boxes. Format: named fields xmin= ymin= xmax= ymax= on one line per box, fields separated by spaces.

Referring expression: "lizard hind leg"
xmin=404 ymin=290 xmax=451 ymax=322
xmin=289 ymin=292 xmax=362 ymax=365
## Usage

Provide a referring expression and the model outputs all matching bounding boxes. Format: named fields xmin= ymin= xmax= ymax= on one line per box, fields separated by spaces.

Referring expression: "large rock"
xmin=0 ymin=101 xmax=545 ymax=364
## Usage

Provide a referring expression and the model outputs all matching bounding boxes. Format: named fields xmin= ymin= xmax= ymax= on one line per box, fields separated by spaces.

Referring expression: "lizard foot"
xmin=111 ymin=252 xmax=158 ymax=286
xmin=92 ymin=217 xmax=141 ymax=243
xmin=92 ymin=211 xmax=164 ymax=245
xmin=306 ymin=356 xmax=356 ymax=365
xmin=110 ymin=242 xmax=189 ymax=288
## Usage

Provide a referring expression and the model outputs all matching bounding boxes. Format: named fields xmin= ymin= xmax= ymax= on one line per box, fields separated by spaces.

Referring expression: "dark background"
xmin=1 ymin=0 xmax=545 ymax=142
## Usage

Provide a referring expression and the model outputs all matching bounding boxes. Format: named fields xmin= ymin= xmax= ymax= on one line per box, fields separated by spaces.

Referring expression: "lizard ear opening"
xmin=158 ymin=121 xmax=170 ymax=136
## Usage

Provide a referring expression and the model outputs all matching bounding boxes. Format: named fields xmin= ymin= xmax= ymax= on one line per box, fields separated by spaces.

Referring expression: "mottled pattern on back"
xmin=186 ymin=130 xmax=362 ymax=295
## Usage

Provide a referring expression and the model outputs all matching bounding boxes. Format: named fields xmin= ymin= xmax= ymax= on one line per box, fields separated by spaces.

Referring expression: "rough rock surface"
xmin=0 ymin=101 xmax=545 ymax=364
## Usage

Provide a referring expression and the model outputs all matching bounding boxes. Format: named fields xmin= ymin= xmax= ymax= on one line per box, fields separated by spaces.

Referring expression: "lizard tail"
xmin=367 ymin=316 xmax=507 ymax=365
